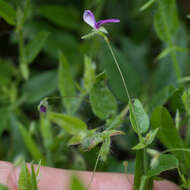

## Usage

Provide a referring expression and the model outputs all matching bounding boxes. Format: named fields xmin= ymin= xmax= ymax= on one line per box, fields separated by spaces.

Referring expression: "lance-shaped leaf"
xmin=129 ymin=99 xmax=149 ymax=134
xmin=154 ymin=0 xmax=179 ymax=42
xmin=83 ymin=56 xmax=96 ymax=92
xmin=132 ymin=128 xmax=159 ymax=150
xmin=59 ymin=53 xmax=77 ymax=114
xmin=100 ymin=136 xmax=111 ymax=162
xmin=49 ymin=112 xmax=87 ymax=135
xmin=26 ymin=31 xmax=50 ymax=64
xmin=79 ymin=132 xmax=103 ymax=151
xmin=147 ymin=154 xmax=178 ymax=177
xmin=18 ymin=123 xmax=46 ymax=164
xmin=151 ymin=106 xmax=190 ymax=168
xmin=70 ymin=175 xmax=87 ymax=190
xmin=0 ymin=0 xmax=16 ymax=25
xmin=90 ymin=73 xmax=118 ymax=120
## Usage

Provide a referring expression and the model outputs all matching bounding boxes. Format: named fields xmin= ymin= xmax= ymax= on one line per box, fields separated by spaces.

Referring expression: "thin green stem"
xmin=103 ymin=35 xmax=143 ymax=141
xmin=103 ymin=35 xmax=146 ymax=189
xmin=87 ymin=149 xmax=101 ymax=189
xmin=134 ymin=149 xmax=145 ymax=190
xmin=18 ymin=30 xmax=28 ymax=79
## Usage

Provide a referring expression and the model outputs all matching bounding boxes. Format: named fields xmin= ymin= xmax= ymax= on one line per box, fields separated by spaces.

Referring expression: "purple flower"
xmin=83 ymin=10 xmax=120 ymax=29
xmin=39 ymin=105 xmax=47 ymax=113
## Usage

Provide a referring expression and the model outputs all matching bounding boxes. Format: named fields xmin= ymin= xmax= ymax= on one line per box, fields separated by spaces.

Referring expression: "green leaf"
xmin=151 ymin=106 xmax=190 ymax=169
xmin=149 ymin=86 xmax=176 ymax=112
xmin=81 ymin=31 xmax=98 ymax=39
xmin=132 ymin=128 xmax=159 ymax=150
xmin=58 ymin=52 xmax=77 ymax=114
xmin=18 ymin=163 xmax=32 ymax=190
xmin=147 ymin=154 xmax=178 ymax=177
xmin=40 ymin=117 xmax=53 ymax=150
xmin=154 ymin=0 xmax=179 ymax=42
xmin=0 ymin=0 xmax=16 ymax=25
xmin=38 ymin=5 xmax=79 ymax=30
xmin=83 ymin=56 xmax=96 ymax=92
xmin=18 ymin=123 xmax=46 ymax=164
xmin=0 ymin=108 xmax=9 ymax=136
xmin=90 ymin=74 xmax=118 ymax=120
xmin=182 ymin=89 xmax=190 ymax=115
xmin=31 ymin=164 xmax=38 ymax=190
xmin=140 ymin=0 xmax=156 ymax=12
xmin=80 ymin=132 xmax=103 ymax=151
xmin=70 ymin=175 xmax=87 ymax=190
xmin=129 ymin=99 xmax=149 ymax=134
xmin=22 ymin=71 xmax=57 ymax=103
xmin=26 ymin=31 xmax=50 ymax=64
xmin=49 ymin=112 xmax=87 ymax=135
xmin=156 ymin=46 xmax=189 ymax=60
xmin=0 ymin=184 xmax=9 ymax=190
xmin=100 ymin=136 xmax=111 ymax=162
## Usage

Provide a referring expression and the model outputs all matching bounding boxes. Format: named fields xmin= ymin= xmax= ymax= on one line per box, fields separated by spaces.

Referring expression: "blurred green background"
xmin=0 ymin=0 xmax=190 ymax=185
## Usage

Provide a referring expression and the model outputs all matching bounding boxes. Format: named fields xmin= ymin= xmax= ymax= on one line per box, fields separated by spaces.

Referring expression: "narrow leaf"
xmin=154 ymin=0 xmax=179 ymax=42
xmin=26 ymin=31 xmax=50 ymax=64
xmin=140 ymin=0 xmax=156 ymax=12
xmin=156 ymin=46 xmax=189 ymax=60
xmin=129 ymin=99 xmax=149 ymax=134
xmin=18 ymin=123 xmax=46 ymax=164
xmin=90 ymin=74 xmax=118 ymax=120
xmin=147 ymin=154 xmax=178 ymax=177
xmin=0 ymin=0 xmax=16 ymax=25
xmin=70 ymin=175 xmax=87 ymax=190
xmin=100 ymin=136 xmax=111 ymax=161
xmin=151 ymin=106 xmax=190 ymax=168
xmin=18 ymin=163 xmax=32 ymax=190
xmin=83 ymin=56 xmax=96 ymax=92
xmin=59 ymin=53 xmax=76 ymax=114
xmin=149 ymin=86 xmax=176 ymax=112
xmin=49 ymin=112 xmax=87 ymax=135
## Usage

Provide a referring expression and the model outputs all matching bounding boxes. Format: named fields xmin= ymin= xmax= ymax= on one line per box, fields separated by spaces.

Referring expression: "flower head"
xmin=83 ymin=10 xmax=120 ymax=29
xmin=38 ymin=98 xmax=48 ymax=113
xmin=39 ymin=105 xmax=47 ymax=113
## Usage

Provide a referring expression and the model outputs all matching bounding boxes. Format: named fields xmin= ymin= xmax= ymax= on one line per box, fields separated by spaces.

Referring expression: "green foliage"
xmin=38 ymin=5 xmax=79 ymax=30
xmin=129 ymin=99 xmax=149 ymax=134
xmin=49 ymin=112 xmax=87 ymax=135
xmin=0 ymin=184 xmax=9 ymax=190
xmin=83 ymin=56 xmax=96 ymax=92
xmin=18 ymin=162 xmax=40 ymax=190
xmin=18 ymin=122 xmax=46 ymax=164
xmin=147 ymin=154 xmax=179 ymax=177
xmin=151 ymin=107 xmax=190 ymax=172
xmin=0 ymin=0 xmax=16 ymax=25
xmin=182 ymin=89 xmax=190 ymax=115
xmin=1 ymin=0 xmax=190 ymax=188
xmin=90 ymin=73 xmax=118 ymax=120
xmin=140 ymin=0 xmax=156 ymax=12
xmin=149 ymin=86 xmax=176 ymax=112
xmin=22 ymin=71 xmax=58 ymax=103
xmin=154 ymin=0 xmax=179 ymax=43
xmin=58 ymin=53 xmax=76 ymax=114
xmin=25 ymin=31 xmax=50 ymax=64
xmin=69 ymin=175 xmax=87 ymax=190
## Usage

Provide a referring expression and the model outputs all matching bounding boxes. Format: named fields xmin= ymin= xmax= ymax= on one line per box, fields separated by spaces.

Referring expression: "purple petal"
xmin=83 ymin=10 xmax=96 ymax=29
xmin=95 ymin=19 xmax=120 ymax=29
xmin=40 ymin=105 xmax=47 ymax=113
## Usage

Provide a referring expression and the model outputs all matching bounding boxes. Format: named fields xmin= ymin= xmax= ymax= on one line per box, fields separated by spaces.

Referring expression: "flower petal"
xmin=95 ymin=19 xmax=120 ymax=29
xmin=83 ymin=10 xmax=96 ymax=29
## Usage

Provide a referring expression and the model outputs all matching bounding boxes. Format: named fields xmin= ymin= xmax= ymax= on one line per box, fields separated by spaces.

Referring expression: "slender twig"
xmin=87 ymin=149 xmax=101 ymax=189
xmin=103 ymin=35 xmax=143 ymax=141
